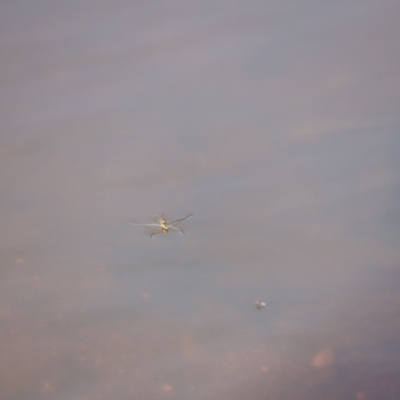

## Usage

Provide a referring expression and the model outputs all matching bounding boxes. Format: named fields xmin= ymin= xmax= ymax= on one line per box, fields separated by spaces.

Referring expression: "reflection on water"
xmin=1 ymin=1 xmax=400 ymax=399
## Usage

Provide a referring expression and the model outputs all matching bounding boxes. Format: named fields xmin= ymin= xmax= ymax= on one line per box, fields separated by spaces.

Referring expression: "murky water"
xmin=1 ymin=1 xmax=400 ymax=399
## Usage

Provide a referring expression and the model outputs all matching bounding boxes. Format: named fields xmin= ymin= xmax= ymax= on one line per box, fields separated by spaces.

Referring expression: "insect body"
xmin=130 ymin=214 xmax=193 ymax=239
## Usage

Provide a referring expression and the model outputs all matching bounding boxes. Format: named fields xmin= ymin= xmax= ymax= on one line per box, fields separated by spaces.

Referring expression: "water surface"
xmin=1 ymin=1 xmax=400 ymax=399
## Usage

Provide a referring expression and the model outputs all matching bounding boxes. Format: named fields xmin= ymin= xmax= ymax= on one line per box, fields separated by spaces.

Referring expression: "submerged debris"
xmin=255 ymin=301 xmax=266 ymax=310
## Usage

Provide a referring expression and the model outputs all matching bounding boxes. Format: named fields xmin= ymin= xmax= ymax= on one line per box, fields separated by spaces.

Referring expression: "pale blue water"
xmin=1 ymin=1 xmax=400 ymax=399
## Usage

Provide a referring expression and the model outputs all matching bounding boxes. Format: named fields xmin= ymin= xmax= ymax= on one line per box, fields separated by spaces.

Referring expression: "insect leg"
xmin=170 ymin=214 xmax=193 ymax=226
xmin=150 ymin=231 xmax=163 ymax=239
xmin=169 ymin=226 xmax=185 ymax=235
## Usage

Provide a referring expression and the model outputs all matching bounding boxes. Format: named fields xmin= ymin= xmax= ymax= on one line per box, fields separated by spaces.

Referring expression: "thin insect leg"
xmin=169 ymin=226 xmax=185 ymax=235
xmin=129 ymin=223 xmax=161 ymax=229
xmin=143 ymin=228 xmax=160 ymax=236
xmin=150 ymin=231 xmax=163 ymax=239
xmin=169 ymin=214 xmax=193 ymax=226
xmin=170 ymin=214 xmax=193 ymax=226
xmin=168 ymin=226 xmax=180 ymax=231
xmin=130 ymin=223 xmax=162 ymax=226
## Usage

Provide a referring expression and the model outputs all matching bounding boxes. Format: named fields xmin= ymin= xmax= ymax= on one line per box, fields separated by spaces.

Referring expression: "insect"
xmin=129 ymin=214 xmax=193 ymax=239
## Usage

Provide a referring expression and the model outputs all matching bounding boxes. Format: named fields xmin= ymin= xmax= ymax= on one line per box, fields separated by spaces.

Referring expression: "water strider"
xmin=129 ymin=213 xmax=193 ymax=239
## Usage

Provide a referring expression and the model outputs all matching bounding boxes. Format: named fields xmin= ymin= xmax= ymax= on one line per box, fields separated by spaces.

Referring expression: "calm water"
xmin=1 ymin=1 xmax=400 ymax=399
